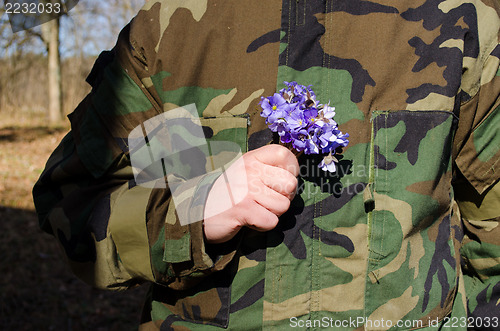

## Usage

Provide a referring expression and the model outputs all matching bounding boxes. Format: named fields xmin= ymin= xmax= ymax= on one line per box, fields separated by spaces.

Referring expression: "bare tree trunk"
xmin=42 ymin=16 xmax=63 ymax=124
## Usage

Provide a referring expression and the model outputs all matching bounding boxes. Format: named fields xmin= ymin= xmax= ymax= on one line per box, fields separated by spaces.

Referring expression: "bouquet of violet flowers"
xmin=259 ymin=81 xmax=349 ymax=173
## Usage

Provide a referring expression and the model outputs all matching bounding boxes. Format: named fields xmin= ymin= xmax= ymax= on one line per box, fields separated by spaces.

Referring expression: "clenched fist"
xmin=203 ymin=144 xmax=299 ymax=243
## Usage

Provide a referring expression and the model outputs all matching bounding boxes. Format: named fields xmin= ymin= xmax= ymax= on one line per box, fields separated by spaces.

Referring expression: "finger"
xmin=238 ymin=199 xmax=280 ymax=232
xmin=203 ymin=213 xmax=242 ymax=244
xmin=249 ymin=182 xmax=291 ymax=216
xmin=258 ymin=163 xmax=298 ymax=200
xmin=250 ymin=145 xmax=299 ymax=176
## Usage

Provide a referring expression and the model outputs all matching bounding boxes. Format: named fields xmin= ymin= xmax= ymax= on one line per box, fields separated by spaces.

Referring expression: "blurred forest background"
xmin=1 ymin=1 xmax=150 ymax=329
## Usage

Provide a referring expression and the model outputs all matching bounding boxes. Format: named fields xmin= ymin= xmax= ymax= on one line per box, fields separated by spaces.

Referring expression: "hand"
xmin=203 ymin=144 xmax=299 ymax=244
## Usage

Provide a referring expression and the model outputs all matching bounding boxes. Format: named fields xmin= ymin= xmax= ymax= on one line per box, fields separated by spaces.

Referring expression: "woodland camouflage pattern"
xmin=33 ymin=0 xmax=500 ymax=330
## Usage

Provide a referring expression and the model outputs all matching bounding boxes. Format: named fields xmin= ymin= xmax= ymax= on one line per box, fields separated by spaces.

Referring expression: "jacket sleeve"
xmin=32 ymin=5 xmax=239 ymax=290
xmin=453 ymin=2 xmax=500 ymax=316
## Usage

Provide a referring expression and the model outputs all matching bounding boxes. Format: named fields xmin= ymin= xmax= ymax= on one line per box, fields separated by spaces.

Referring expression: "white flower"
xmin=319 ymin=153 xmax=338 ymax=173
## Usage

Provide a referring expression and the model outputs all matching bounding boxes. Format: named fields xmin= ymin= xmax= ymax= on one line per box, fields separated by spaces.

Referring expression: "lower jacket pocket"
xmin=155 ymin=267 xmax=233 ymax=329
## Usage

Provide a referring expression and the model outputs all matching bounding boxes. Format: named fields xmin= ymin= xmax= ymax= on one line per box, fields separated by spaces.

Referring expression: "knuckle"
xmin=277 ymin=198 xmax=291 ymax=215
xmin=269 ymin=194 xmax=290 ymax=216
xmin=282 ymin=174 xmax=298 ymax=195
xmin=248 ymin=213 xmax=277 ymax=231
xmin=287 ymin=173 xmax=298 ymax=187
xmin=264 ymin=213 xmax=279 ymax=229
xmin=274 ymin=146 xmax=290 ymax=161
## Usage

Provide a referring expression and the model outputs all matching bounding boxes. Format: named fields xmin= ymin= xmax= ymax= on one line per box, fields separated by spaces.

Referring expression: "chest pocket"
xmin=128 ymin=105 xmax=248 ymax=187
xmin=368 ymin=110 xmax=455 ymax=259
xmin=365 ymin=110 xmax=460 ymax=322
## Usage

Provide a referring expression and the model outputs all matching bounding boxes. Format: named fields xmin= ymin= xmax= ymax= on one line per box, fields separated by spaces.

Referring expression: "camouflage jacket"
xmin=33 ymin=1 xmax=500 ymax=330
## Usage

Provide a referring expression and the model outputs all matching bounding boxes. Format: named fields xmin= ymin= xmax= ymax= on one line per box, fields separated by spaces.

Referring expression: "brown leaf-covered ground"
xmin=0 ymin=124 xmax=148 ymax=330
